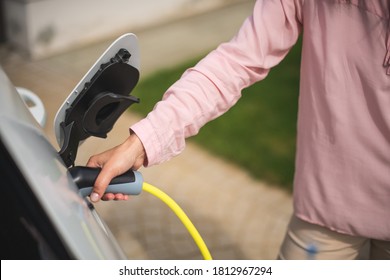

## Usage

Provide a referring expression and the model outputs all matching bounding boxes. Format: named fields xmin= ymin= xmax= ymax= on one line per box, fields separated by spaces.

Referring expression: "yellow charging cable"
xmin=142 ymin=182 xmax=213 ymax=260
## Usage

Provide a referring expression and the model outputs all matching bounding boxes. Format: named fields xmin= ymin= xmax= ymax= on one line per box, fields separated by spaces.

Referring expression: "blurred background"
xmin=1 ymin=0 xmax=250 ymax=59
xmin=0 ymin=0 xmax=298 ymax=259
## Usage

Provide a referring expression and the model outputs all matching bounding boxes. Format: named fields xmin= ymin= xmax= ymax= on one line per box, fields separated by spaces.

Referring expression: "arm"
xmin=88 ymin=0 xmax=303 ymax=201
xmin=133 ymin=0 xmax=303 ymax=166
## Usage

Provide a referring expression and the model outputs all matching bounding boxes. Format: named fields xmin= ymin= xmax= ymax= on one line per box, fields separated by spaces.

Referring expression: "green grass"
xmin=132 ymin=39 xmax=302 ymax=191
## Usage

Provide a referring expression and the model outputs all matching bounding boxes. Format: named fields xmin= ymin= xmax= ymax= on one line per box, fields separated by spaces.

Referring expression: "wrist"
xmin=128 ymin=130 xmax=148 ymax=167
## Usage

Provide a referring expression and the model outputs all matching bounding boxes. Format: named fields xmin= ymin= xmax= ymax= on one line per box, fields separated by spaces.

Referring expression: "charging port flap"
xmin=55 ymin=34 xmax=140 ymax=167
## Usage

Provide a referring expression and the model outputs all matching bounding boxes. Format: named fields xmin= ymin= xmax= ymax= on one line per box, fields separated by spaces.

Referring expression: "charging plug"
xmin=68 ymin=166 xmax=143 ymax=197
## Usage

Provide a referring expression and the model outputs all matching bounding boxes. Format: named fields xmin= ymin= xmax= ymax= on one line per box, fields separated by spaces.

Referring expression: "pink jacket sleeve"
xmin=131 ymin=0 xmax=303 ymax=166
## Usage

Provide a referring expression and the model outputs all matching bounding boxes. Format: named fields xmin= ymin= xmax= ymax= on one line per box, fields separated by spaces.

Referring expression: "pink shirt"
xmin=132 ymin=0 xmax=390 ymax=241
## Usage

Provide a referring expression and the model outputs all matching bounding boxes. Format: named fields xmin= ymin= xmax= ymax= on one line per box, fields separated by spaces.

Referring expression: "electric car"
xmin=0 ymin=34 xmax=141 ymax=260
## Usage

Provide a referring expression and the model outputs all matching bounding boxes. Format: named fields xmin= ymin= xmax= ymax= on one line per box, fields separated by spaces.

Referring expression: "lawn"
xmin=132 ymin=39 xmax=302 ymax=191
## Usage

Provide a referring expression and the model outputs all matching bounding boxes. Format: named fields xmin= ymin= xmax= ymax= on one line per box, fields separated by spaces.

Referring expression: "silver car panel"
xmin=0 ymin=67 xmax=126 ymax=259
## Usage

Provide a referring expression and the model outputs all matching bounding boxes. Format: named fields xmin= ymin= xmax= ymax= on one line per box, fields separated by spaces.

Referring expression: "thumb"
xmin=90 ymin=166 xmax=118 ymax=202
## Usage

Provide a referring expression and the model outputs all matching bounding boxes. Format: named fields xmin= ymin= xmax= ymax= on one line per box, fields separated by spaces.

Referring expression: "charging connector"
xmin=69 ymin=166 xmax=143 ymax=197
xmin=69 ymin=166 xmax=212 ymax=260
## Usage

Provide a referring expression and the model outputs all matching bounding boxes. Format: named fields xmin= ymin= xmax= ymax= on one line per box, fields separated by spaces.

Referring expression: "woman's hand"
xmin=86 ymin=132 xmax=146 ymax=202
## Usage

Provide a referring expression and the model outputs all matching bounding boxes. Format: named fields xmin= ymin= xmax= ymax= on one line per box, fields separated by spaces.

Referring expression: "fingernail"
xmin=90 ymin=192 xmax=99 ymax=202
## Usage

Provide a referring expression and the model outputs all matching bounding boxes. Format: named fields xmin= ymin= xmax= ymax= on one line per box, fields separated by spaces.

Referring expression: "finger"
xmin=101 ymin=193 xmax=115 ymax=201
xmin=113 ymin=193 xmax=125 ymax=201
xmin=101 ymin=193 xmax=129 ymax=201
xmin=87 ymin=153 xmax=108 ymax=168
xmin=90 ymin=167 xmax=118 ymax=202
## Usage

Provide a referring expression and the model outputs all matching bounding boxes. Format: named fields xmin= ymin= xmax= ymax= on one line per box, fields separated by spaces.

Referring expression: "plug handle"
xmin=69 ymin=166 xmax=143 ymax=197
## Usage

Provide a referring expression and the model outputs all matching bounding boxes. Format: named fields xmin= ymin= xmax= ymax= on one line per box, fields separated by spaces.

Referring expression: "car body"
xmin=0 ymin=66 xmax=127 ymax=259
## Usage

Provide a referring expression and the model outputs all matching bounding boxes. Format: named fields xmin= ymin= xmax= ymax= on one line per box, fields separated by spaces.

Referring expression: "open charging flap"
xmin=54 ymin=33 xmax=140 ymax=167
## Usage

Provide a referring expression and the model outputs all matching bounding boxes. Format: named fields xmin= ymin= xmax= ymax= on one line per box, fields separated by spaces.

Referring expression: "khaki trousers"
xmin=278 ymin=215 xmax=390 ymax=260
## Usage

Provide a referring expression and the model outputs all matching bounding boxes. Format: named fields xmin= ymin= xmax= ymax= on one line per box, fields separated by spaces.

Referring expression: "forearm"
xmin=131 ymin=67 xmax=243 ymax=166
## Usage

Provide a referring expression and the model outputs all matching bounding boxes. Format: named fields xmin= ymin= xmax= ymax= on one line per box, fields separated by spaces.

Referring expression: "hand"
xmin=86 ymin=133 xmax=146 ymax=202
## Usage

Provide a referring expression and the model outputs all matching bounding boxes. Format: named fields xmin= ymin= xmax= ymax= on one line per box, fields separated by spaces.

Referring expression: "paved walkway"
xmin=1 ymin=0 xmax=292 ymax=259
